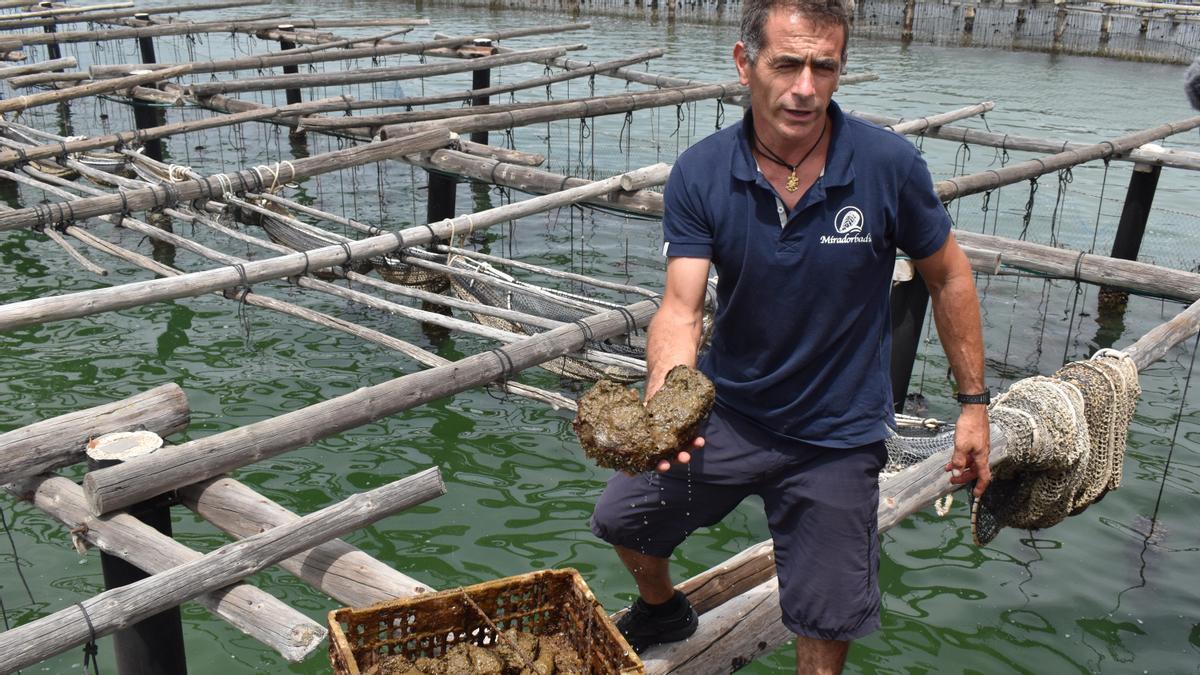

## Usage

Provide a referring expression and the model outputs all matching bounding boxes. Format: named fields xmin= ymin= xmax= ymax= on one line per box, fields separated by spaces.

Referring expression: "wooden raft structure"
xmin=1 ymin=1 xmax=1199 ymax=672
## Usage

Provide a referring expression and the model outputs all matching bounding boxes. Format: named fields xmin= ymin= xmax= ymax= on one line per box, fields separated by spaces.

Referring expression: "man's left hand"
xmin=945 ymin=406 xmax=991 ymax=497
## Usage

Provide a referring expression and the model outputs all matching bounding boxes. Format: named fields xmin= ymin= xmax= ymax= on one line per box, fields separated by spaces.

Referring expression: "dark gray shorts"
xmin=590 ymin=404 xmax=887 ymax=641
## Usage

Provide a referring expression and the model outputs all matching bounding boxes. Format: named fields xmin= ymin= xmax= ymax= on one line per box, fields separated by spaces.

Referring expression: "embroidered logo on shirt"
xmin=822 ymin=206 xmax=872 ymax=245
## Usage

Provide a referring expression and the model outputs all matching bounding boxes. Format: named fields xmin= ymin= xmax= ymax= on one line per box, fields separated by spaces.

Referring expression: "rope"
xmin=76 ymin=602 xmax=101 ymax=675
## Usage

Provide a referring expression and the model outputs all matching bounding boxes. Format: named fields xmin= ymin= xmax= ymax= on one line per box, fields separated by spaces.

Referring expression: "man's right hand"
xmin=656 ymin=435 xmax=704 ymax=473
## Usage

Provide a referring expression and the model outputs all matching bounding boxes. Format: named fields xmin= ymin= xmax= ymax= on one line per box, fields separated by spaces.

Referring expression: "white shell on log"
xmin=86 ymin=430 xmax=163 ymax=461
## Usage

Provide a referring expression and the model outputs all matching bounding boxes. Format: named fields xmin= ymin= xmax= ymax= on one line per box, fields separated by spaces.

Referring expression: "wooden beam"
xmin=0 ymin=384 xmax=189 ymax=484
xmin=7 ymin=475 xmax=327 ymax=662
xmin=0 ymin=467 xmax=446 ymax=673
xmin=179 ymin=476 xmax=432 ymax=607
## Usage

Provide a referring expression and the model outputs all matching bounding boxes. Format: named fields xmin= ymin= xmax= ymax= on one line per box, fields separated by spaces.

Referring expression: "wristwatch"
xmin=956 ymin=389 xmax=990 ymax=406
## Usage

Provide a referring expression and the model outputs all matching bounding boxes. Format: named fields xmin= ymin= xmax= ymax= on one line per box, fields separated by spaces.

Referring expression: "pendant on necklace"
xmin=786 ymin=170 xmax=799 ymax=193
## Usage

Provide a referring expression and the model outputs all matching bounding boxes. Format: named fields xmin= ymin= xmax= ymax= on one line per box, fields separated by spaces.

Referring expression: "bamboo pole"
xmin=935 ymin=116 xmax=1200 ymax=201
xmin=179 ymin=476 xmax=432 ymax=606
xmin=0 ymin=0 xmax=274 ymax=29
xmin=0 ymin=383 xmax=189 ymax=483
xmin=0 ymin=467 xmax=446 ymax=674
xmin=0 ymin=161 xmax=664 ymax=332
xmin=0 ymin=127 xmax=451 ymax=233
xmin=187 ymin=44 xmax=582 ymax=97
xmin=6 ymin=475 xmax=327 ymax=662
xmin=82 ymin=294 xmax=658 ymax=517
xmin=0 ymin=17 xmax=434 ymax=50
xmin=379 ymin=82 xmax=745 ymax=139
xmin=0 ymin=54 xmax=73 ymax=77
xmin=76 ymin=23 xmax=590 ymax=74
xmin=0 ymin=63 xmax=190 ymax=114
xmin=850 ymin=109 xmax=1200 ymax=172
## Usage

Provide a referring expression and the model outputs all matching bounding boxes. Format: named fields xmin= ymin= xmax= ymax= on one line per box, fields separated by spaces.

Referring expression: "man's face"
xmin=734 ymin=9 xmax=844 ymax=148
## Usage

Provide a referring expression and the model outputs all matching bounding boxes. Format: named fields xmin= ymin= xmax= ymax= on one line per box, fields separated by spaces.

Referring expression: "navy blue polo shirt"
xmin=662 ymin=102 xmax=951 ymax=448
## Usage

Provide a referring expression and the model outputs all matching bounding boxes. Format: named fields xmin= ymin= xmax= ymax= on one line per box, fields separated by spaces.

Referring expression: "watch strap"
xmin=956 ymin=389 xmax=990 ymax=405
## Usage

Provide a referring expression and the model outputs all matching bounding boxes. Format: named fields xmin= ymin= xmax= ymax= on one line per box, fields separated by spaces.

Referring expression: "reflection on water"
xmin=1 ymin=1 xmax=1199 ymax=673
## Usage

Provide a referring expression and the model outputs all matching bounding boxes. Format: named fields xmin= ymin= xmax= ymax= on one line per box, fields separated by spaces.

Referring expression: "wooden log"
xmin=0 ymin=161 xmax=665 ymax=332
xmin=41 ymin=225 xmax=106 ymax=275
xmin=76 ymin=23 xmax=590 ymax=75
xmin=553 ymin=54 xmax=879 ymax=90
xmin=7 ymin=475 xmax=326 ymax=662
xmin=643 ymin=429 xmax=1011 ymax=671
xmin=380 ymin=82 xmax=745 ymax=139
xmin=295 ymin=49 xmax=666 ymax=130
xmin=187 ymin=44 xmax=581 ymax=96
xmin=0 ymin=0 xmax=273 ymax=29
xmin=179 ymin=476 xmax=431 ymax=606
xmin=849 ymin=109 xmax=1200 ymax=172
xmin=7 ymin=70 xmax=90 ymax=86
xmin=452 ymin=140 xmax=545 ymax=166
xmin=0 ymin=127 xmax=451 ymax=233
xmin=0 ymin=383 xmax=189 ymax=484
xmin=0 ymin=17 xmax=437 ymax=50
xmin=434 ymin=245 xmax=659 ymax=298
xmin=0 ymin=2 xmax=132 ymax=22
xmin=0 ymin=54 xmax=73 ymax=77
xmin=954 ymin=231 xmax=1200 ymax=302
xmin=886 ymin=101 xmax=994 ymax=135
xmin=1124 ymin=297 xmax=1200 ymax=370
xmin=0 ymin=467 xmax=446 ymax=673
xmin=418 ymin=148 xmax=664 ymax=215
xmin=0 ymin=96 xmax=362 ymax=168
xmin=82 ymin=295 xmax=656 ymax=517
xmin=935 ymin=116 xmax=1200 ymax=201
xmin=49 ymin=211 xmax=575 ymax=412
xmin=0 ymin=63 xmax=190 ymax=114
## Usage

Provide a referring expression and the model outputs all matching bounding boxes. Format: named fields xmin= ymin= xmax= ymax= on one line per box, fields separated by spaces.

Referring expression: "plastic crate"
xmin=328 ymin=568 xmax=644 ymax=674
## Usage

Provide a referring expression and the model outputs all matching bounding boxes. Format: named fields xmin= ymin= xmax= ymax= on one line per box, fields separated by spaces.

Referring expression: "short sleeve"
xmin=661 ymin=160 xmax=714 ymax=259
xmin=895 ymin=151 xmax=952 ymax=260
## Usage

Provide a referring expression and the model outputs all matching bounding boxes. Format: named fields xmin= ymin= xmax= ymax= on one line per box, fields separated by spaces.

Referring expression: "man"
xmin=589 ymin=1 xmax=991 ymax=672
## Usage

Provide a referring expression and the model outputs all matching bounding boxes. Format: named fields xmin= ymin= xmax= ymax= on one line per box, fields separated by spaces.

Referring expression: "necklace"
xmin=751 ymin=119 xmax=827 ymax=193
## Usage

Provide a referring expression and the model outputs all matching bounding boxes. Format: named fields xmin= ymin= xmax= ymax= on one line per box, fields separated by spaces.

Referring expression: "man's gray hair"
xmin=740 ymin=0 xmax=851 ymax=66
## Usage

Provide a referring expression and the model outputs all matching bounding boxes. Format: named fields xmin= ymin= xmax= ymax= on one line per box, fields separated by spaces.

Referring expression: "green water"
xmin=2 ymin=1 xmax=1200 ymax=673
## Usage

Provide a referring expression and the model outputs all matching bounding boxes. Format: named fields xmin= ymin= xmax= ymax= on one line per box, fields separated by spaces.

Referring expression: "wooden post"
xmin=97 ymin=497 xmax=190 ymax=675
xmin=963 ymin=4 xmax=976 ymax=34
xmin=1016 ymin=7 xmax=1027 ymax=25
xmin=1100 ymin=162 xmax=1162 ymax=310
xmin=38 ymin=2 xmax=61 ymax=62
xmin=82 ymin=430 xmax=188 ymax=675
xmin=470 ymin=38 xmax=493 ymax=146
xmin=1054 ymin=0 xmax=1069 ymax=47
xmin=902 ymin=0 xmax=916 ymax=41
xmin=277 ymin=25 xmax=305 ymax=140
xmin=427 ymin=169 xmax=457 ymax=224
xmin=1100 ymin=10 xmax=1113 ymax=43
xmin=131 ymin=14 xmax=163 ymax=162
xmin=889 ymin=273 xmax=930 ymax=414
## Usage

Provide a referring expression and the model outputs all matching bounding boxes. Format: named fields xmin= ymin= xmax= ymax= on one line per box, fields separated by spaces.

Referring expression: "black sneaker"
xmin=615 ymin=592 xmax=699 ymax=654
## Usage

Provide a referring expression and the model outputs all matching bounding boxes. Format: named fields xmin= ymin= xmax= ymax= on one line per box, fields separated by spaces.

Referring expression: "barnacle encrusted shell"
xmin=573 ymin=365 xmax=715 ymax=472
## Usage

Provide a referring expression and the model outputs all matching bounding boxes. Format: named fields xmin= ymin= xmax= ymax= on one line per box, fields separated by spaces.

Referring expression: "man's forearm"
xmin=644 ymin=305 xmax=704 ymax=399
xmin=928 ymin=274 xmax=986 ymax=394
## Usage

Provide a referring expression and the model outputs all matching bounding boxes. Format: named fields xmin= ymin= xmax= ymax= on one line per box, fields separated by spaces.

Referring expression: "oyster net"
xmin=971 ymin=349 xmax=1140 ymax=546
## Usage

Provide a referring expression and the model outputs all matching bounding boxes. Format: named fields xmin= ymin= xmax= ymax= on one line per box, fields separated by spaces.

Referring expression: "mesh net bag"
xmin=971 ymin=350 xmax=1140 ymax=546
